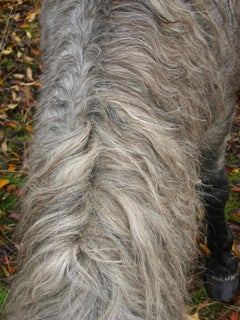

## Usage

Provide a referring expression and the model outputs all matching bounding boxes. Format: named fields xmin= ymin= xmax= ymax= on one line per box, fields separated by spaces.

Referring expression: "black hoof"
xmin=204 ymin=253 xmax=239 ymax=302
xmin=205 ymin=272 xmax=239 ymax=302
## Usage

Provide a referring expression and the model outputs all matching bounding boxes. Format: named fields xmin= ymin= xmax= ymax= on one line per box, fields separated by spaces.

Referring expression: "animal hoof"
xmin=205 ymin=272 xmax=239 ymax=302
xmin=204 ymin=253 xmax=239 ymax=302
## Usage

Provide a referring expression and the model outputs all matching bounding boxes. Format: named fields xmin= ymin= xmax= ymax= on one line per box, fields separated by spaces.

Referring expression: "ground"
xmin=0 ymin=1 xmax=239 ymax=319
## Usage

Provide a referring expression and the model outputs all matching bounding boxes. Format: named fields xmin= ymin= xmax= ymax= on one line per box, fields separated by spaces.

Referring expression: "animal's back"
xmin=4 ymin=1 xmax=240 ymax=319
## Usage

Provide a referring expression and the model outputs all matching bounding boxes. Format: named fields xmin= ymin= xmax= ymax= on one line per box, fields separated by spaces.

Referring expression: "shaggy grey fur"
xmin=4 ymin=1 xmax=240 ymax=319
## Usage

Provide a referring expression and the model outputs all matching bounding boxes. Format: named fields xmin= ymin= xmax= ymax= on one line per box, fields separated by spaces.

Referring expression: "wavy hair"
xmin=4 ymin=1 xmax=240 ymax=319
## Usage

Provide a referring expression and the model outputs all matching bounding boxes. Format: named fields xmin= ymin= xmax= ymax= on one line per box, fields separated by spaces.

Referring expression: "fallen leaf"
xmin=0 ymin=179 xmax=10 ymax=189
xmin=21 ymin=85 xmax=33 ymax=102
xmin=0 ymin=225 xmax=12 ymax=232
xmin=7 ymin=184 xmax=17 ymax=191
xmin=3 ymin=3 xmax=13 ymax=9
xmin=11 ymin=90 xmax=17 ymax=101
xmin=10 ymin=84 xmax=20 ymax=91
xmin=1 ymin=47 xmax=12 ymax=55
xmin=9 ymin=213 xmax=21 ymax=220
xmin=32 ymin=81 xmax=42 ymax=88
xmin=7 ymin=103 xmax=18 ymax=110
xmin=10 ymin=151 xmax=20 ymax=161
xmin=26 ymin=12 xmax=36 ymax=22
xmin=231 ymin=211 xmax=240 ymax=218
xmin=14 ymin=35 xmax=21 ymax=44
xmin=1 ymin=138 xmax=8 ymax=153
xmin=1 ymin=266 xmax=10 ymax=277
xmin=232 ymin=242 xmax=240 ymax=256
xmin=186 ymin=313 xmax=199 ymax=320
xmin=10 ymin=267 xmax=16 ymax=274
xmin=8 ymin=163 xmax=16 ymax=172
xmin=229 ymin=312 xmax=238 ymax=320
xmin=23 ymin=54 xmax=34 ymax=63
xmin=30 ymin=48 xmax=40 ymax=56
xmin=6 ymin=121 xmax=18 ymax=128
xmin=0 ymin=111 xmax=7 ymax=119
xmin=25 ymin=124 xmax=33 ymax=132
xmin=13 ymin=73 xmax=25 ymax=79
xmin=14 ymin=13 xmax=21 ymax=22
xmin=231 ymin=186 xmax=240 ymax=192
xmin=26 ymin=66 xmax=33 ymax=81
xmin=229 ymin=220 xmax=240 ymax=233
xmin=26 ymin=31 xmax=32 ymax=39
xmin=34 ymin=7 xmax=40 ymax=15
xmin=17 ymin=51 xmax=22 ymax=58
xmin=15 ymin=189 xmax=22 ymax=197
xmin=200 ymin=243 xmax=211 ymax=255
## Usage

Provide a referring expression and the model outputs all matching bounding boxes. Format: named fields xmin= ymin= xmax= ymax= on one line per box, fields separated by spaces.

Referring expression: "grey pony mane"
xmin=4 ymin=1 xmax=240 ymax=319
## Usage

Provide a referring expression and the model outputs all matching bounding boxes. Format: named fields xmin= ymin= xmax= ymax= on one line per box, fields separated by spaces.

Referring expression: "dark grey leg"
xmin=202 ymin=166 xmax=239 ymax=301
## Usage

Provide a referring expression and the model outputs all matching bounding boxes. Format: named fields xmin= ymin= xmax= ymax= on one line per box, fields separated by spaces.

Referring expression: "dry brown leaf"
xmin=25 ymin=124 xmax=33 ymax=132
xmin=26 ymin=31 xmax=32 ymax=39
xmin=10 ymin=85 xmax=20 ymax=91
xmin=233 ymin=242 xmax=240 ymax=257
xmin=0 ymin=179 xmax=10 ymax=189
xmin=14 ymin=13 xmax=21 ymax=22
xmin=21 ymin=85 xmax=33 ymax=101
xmin=11 ymin=90 xmax=17 ymax=101
xmin=7 ymin=121 xmax=18 ymax=128
xmin=186 ymin=313 xmax=200 ymax=320
xmin=0 ymin=112 xmax=7 ymax=119
xmin=20 ymin=23 xmax=30 ymax=29
xmin=1 ymin=266 xmax=10 ymax=278
xmin=7 ymin=184 xmax=17 ymax=191
xmin=10 ymin=151 xmax=21 ymax=161
xmin=8 ymin=163 xmax=16 ymax=172
xmin=13 ymin=73 xmax=25 ymax=79
xmin=229 ymin=312 xmax=239 ymax=320
xmin=23 ymin=54 xmax=34 ymax=63
xmin=26 ymin=12 xmax=36 ymax=22
xmin=232 ymin=186 xmax=240 ymax=192
xmin=200 ymin=243 xmax=211 ymax=255
xmin=32 ymin=81 xmax=42 ymax=88
xmin=26 ymin=67 xmax=33 ymax=81
xmin=11 ymin=91 xmax=21 ymax=102
xmin=1 ymin=47 xmax=12 ymax=55
xmin=8 ymin=103 xmax=18 ymax=110
xmin=30 ymin=48 xmax=40 ymax=56
xmin=1 ymin=138 xmax=8 ymax=153
xmin=17 ymin=51 xmax=22 ymax=58
xmin=11 ymin=32 xmax=21 ymax=44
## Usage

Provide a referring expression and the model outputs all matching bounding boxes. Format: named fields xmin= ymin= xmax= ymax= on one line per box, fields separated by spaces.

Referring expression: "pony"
xmin=4 ymin=1 xmax=240 ymax=319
